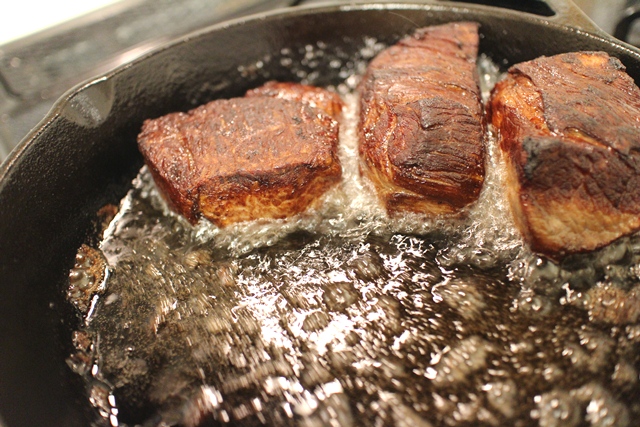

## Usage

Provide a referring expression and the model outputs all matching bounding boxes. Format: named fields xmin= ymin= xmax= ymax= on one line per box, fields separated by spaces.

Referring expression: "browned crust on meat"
xmin=197 ymin=163 xmax=341 ymax=225
xmin=246 ymin=81 xmax=344 ymax=120
xmin=138 ymin=91 xmax=342 ymax=226
xmin=358 ymin=22 xmax=485 ymax=215
xmin=489 ymin=51 xmax=640 ymax=258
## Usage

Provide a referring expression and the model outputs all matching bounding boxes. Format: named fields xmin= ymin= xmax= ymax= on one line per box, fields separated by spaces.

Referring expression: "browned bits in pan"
xmin=69 ymin=22 xmax=640 ymax=427
xmin=67 ymin=244 xmax=108 ymax=313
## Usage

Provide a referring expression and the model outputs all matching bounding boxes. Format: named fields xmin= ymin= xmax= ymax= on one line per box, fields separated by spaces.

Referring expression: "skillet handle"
xmin=614 ymin=3 xmax=640 ymax=43
xmin=447 ymin=0 xmax=605 ymax=34
xmin=541 ymin=0 xmax=606 ymax=33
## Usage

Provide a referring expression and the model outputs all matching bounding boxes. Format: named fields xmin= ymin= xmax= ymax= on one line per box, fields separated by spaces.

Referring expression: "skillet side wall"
xmin=1 ymin=5 xmax=640 ymax=426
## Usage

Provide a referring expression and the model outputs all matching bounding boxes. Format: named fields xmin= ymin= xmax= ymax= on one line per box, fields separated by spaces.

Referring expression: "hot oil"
xmin=66 ymin=50 xmax=640 ymax=427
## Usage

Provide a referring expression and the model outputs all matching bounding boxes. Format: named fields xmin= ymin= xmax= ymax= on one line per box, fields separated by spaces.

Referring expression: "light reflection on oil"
xmin=64 ymin=54 xmax=640 ymax=427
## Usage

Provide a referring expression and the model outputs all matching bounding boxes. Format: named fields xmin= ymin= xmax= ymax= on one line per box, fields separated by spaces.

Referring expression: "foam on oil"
xmin=65 ymin=45 xmax=640 ymax=427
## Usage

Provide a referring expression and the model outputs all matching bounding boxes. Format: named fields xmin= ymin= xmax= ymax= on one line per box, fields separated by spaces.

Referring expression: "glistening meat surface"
xmin=489 ymin=51 xmax=640 ymax=258
xmin=137 ymin=83 xmax=342 ymax=226
xmin=358 ymin=22 xmax=485 ymax=215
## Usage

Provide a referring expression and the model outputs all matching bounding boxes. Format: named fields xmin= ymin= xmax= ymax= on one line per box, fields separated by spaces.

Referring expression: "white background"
xmin=0 ymin=0 xmax=122 ymax=45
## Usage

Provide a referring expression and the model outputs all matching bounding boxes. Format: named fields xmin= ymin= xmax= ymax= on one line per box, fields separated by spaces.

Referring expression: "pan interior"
xmin=2 ymin=4 xmax=640 ymax=427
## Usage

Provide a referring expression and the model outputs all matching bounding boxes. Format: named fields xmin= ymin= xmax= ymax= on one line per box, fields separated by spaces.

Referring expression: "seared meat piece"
xmin=246 ymin=81 xmax=344 ymax=120
xmin=358 ymin=22 xmax=485 ymax=215
xmin=489 ymin=51 xmax=640 ymax=257
xmin=138 ymin=84 xmax=342 ymax=226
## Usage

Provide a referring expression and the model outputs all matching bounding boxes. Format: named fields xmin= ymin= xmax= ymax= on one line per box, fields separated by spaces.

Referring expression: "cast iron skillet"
xmin=1 ymin=1 xmax=640 ymax=426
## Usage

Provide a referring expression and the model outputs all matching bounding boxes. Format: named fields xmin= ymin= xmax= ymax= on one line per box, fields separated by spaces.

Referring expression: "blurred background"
xmin=0 ymin=0 xmax=637 ymax=161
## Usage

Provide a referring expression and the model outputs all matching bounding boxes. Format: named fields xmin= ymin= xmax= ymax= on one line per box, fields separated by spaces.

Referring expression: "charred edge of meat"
xmin=138 ymin=90 xmax=343 ymax=226
xmin=358 ymin=22 xmax=485 ymax=216
xmin=489 ymin=51 xmax=640 ymax=258
xmin=518 ymin=135 xmax=640 ymax=257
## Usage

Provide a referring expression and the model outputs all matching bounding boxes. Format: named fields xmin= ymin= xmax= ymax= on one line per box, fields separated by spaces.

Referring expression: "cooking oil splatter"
xmin=66 ymin=46 xmax=640 ymax=427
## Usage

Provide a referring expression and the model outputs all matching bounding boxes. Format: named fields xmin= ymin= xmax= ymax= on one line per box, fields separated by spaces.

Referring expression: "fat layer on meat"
xmin=138 ymin=83 xmax=342 ymax=226
xmin=358 ymin=22 xmax=485 ymax=215
xmin=489 ymin=51 xmax=640 ymax=258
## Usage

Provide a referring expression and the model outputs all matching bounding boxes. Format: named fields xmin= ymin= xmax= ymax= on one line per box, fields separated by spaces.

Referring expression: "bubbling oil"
xmin=66 ymin=49 xmax=640 ymax=427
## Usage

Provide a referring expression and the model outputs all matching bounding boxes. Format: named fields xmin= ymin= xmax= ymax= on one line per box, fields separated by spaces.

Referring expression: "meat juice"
xmin=66 ymin=48 xmax=640 ymax=427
